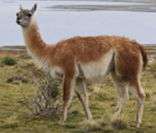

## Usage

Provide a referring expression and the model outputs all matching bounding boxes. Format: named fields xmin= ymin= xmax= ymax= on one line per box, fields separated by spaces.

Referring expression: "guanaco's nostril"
xmin=16 ymin=18 xmax=20 ymax=24
xmin=16 ymin=16 xmax=21 ymax=22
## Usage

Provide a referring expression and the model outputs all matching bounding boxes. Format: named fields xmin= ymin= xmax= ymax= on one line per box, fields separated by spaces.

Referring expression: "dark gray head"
xmin=16 ymin=4 xmax=37 ymax=27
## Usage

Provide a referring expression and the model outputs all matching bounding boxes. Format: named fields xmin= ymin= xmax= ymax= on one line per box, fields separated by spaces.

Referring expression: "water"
xmin=0 ymin=0 xmax=156 ymax=45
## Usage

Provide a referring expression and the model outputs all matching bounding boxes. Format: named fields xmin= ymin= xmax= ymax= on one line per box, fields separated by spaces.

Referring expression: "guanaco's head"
xmin=16 ymin=4 xmax=37 ymax=28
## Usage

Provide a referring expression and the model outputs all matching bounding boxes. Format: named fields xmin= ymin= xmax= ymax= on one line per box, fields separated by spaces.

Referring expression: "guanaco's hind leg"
xmin=111 ymin=74 xmax=129 ymax=120
xmin=129 ymin=79 xmax=145 ymax=128
xmin=112 ymin=72 xmax=145 ymax=127
xmin=75 ymin=78 xmax=92 ymax=120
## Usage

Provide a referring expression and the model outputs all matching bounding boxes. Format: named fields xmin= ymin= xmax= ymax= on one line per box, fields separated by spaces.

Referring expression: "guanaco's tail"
xmin=132 ymin=41 xmax=148 ymax=69
xmin=138 ymin=44 xmax=148 ymax=68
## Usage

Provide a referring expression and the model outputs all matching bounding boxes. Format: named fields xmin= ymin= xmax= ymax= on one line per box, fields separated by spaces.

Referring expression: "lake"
xmin=0 ymin=0 xmax=156 ymax=45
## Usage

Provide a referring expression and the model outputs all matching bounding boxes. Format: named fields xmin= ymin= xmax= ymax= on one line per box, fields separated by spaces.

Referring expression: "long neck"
xmin=22 ymin=18 xmax=48 ymax=59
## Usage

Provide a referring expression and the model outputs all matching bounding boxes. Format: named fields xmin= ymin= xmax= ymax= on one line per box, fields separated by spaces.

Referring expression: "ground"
xmin=0 ymin=46 xmax=155 ymax=133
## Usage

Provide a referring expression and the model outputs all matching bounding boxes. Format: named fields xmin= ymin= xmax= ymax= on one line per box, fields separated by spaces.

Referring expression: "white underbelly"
xmin=80 ymin=50 xmax=114 ymax=79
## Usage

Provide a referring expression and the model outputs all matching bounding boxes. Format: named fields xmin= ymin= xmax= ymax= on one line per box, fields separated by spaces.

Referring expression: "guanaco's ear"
xmin=31 ymin=3 xmax=37 ymax=14
xmin=19 ymin=5 xmax=23 ymax=11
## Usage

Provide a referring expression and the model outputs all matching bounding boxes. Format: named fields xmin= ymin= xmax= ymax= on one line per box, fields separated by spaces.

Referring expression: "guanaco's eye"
xmin=27 ymin=13 xmax=32 ymax=17
xmin=16 ymin=13 xmax=19 ymax=17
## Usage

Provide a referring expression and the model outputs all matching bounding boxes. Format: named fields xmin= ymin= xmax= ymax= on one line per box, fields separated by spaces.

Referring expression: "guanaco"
xmin=16 ymin=4 xmax=147 ymax=127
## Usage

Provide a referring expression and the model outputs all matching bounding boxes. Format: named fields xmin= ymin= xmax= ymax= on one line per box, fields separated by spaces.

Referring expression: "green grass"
xmin=0 ymin=54 xmax=156 ymax=133
xmin=1 ymin=56 xmax=17 ymax=66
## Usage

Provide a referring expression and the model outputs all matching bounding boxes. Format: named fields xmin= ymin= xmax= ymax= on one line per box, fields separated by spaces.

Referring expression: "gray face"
xmin=16 ymin=4 xmax=37 ymax=27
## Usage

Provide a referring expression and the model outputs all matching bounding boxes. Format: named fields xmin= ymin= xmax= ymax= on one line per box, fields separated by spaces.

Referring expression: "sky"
xmin=0 ymin=0 xmax=156 ymax=45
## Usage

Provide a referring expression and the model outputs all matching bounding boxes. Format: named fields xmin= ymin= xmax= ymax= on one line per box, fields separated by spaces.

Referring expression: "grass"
xmin=0 ymin=48 xmax=156 ymax=133
xmin=1 ymin=56 xmax=17 ymax=66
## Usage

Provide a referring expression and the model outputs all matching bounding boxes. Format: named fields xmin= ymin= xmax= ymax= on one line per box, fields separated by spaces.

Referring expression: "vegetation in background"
xmin=1 ymin=56 xmax=17 ymax=66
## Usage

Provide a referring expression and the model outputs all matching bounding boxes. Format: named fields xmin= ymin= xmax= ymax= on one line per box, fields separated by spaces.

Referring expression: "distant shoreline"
xmin=49 ymin=4 xmax=156 ymax=12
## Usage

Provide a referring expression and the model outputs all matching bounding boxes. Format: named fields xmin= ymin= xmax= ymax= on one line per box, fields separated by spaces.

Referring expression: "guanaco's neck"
xmin=22 ymin=18 xmax=48 ymax=59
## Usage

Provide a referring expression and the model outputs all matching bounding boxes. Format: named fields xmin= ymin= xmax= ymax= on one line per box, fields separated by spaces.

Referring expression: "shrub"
xmin=23 ymin=72 xmax=62 ymax=117
xmin=111 ymin=119 xmax=127 ymax=129
xmin=1 ymin=56 xmax=17 ymax=66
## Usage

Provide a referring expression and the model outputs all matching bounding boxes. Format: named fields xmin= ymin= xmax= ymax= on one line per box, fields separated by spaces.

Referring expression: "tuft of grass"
xmin=78 ymin=119 xmax=102 ymax=131
xmin=1 ymin=56 xmax=17 ymax=66
xmin=111 ymin=119 xmax=127 ymax=129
